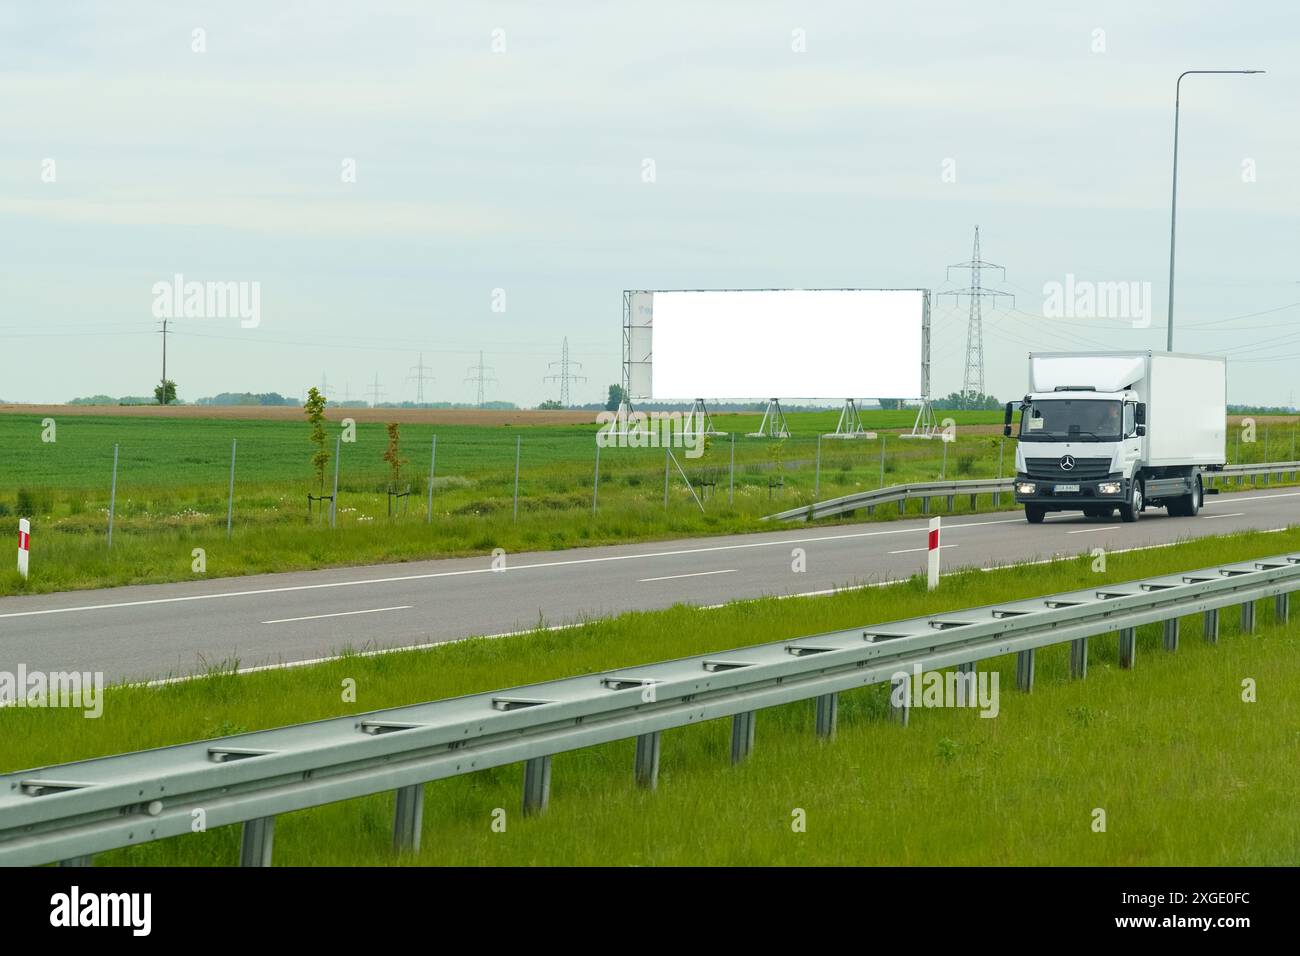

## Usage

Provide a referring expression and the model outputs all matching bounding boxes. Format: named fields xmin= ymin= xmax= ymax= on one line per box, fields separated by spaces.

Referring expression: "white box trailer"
xmin=1006 ymin=351 xmax=1227 ymax=523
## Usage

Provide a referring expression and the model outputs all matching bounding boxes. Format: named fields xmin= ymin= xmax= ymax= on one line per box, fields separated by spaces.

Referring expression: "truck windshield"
xmin=1020 ymin=399 xmax=1123 ymax=442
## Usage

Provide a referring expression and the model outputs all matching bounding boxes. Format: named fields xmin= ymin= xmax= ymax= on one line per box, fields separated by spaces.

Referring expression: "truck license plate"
xmin=1055 ymin=483 xmax=1080 ymax=493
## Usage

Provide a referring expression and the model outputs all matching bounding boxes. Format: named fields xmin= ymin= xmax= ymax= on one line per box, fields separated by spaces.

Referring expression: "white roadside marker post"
xmin=927 ymin=516 xmax=940 ymax=590
xmin=17 ymin=518 xmax=30 ymax=579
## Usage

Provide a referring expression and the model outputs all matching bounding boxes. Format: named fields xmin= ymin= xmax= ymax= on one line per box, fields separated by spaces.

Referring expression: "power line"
xmin=542 ymin=337 xmax=588 ymax=407
xmin=463 ymin=350 xmax=498 ymax=408
xmin=938 ymin=225 xmax=1013 ymax=406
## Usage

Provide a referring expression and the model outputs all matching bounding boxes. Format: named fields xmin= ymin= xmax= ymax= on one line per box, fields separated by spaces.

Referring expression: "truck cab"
xmin=1010 ymin=388 xmax=1149 ymax=523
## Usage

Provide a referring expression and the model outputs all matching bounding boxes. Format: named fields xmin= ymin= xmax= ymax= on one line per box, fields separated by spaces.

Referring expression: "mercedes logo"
xmin=1059 ymin=455 xmax=1076 ymax=471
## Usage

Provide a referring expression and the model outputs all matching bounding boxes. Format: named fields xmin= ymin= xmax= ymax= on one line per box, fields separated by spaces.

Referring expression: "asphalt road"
xmin=2 ymin=488 xmax=1298 ymax=684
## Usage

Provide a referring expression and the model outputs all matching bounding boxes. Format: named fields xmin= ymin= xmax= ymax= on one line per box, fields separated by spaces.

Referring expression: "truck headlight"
xmin=1099 ymin=482 xmax=1122 ymax=495
xmin=1016 ymin=482 xmax=1036 ymax=495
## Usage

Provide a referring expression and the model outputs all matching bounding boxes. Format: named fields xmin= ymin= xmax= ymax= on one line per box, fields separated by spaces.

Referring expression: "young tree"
xmin=605 ymin=384 xmax=627 ymax=411
xmin=382 ymin=422 xmax=407 ymax=485
xmin=154 ymin=380 xmax=177 ymax=405
xmin=304 ymin=386 xmax=329 ymax=488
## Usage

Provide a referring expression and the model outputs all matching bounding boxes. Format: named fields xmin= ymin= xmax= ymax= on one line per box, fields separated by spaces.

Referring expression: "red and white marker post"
xmin=927 ymin=516 xmax=940 ymax=590
xmin=17 ymin=518 xmax=30 ymax=580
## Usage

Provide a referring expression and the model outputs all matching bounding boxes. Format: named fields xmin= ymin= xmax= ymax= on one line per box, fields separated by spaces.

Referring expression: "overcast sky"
xmin=2 ymin=0 xmax=1297 ymax=407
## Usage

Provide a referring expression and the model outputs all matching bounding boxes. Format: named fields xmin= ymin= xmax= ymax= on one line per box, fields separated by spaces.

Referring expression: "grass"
xmin=0 ymin=408 xmax=1019 ymax=595
xmin=4 ymin=525 xmax=1298 ymax=865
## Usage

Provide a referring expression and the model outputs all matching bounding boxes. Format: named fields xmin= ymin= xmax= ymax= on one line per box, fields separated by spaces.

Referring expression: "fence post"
xmin=814 ymin=434 xmax=821 ymax=498
xmin=663 ymin=447 xmax=670 ymax=509
xmin=426 ymin=435 xmax=437 ymax=524
xmin=592 ymin=441 xmax=601 ymax=513
xmin=330 ymin=435 xmax=341 ymax=528
xmin=226 ymin=438 xmax=237 ymax=539
xmin=941 ymin=435 xmax=948 ymax=479
xmin=879 ymin=435 xmax=887 ymax=488
xmin=995 ymin=436 xmax=1004 ymax=506
xmin=513 ymin=435 xmax=521 ymax=521
xmin=729 ymin=433 xmax=735 ymax=505
xmin=107 ymin=443 xmax=119 ymax=549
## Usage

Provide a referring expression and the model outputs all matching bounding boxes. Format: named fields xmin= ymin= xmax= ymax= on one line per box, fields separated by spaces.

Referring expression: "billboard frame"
xmin=622 ymin=288 xmax=935 ymax=438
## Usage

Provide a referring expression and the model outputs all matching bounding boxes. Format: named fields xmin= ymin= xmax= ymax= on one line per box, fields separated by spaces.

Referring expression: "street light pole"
xmin=1167 ymin=69 xmax=1264 ymax=352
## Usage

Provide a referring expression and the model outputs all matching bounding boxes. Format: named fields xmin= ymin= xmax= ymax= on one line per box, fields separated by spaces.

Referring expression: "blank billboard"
xmin=626 ymin=289 xmax=926 ymax=400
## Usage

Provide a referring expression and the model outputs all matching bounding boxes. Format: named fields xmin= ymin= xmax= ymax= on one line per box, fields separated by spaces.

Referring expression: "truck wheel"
xmin=1119 ymin=484 xmax=1142 ymax=523
xmin=1168 ymin=477 xmax=1202 ymax=517
xmin=1025 ymin=505 xmax=1046 ymax=524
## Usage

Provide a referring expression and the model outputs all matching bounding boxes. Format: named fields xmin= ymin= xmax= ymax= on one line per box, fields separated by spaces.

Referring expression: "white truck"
xmin=1002 ymin=351 xmax=1226 ymax=523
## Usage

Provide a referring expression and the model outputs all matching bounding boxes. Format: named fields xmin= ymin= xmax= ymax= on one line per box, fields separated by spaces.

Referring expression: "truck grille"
xmin=1024 ymin=457 xmax=1112 ymax=480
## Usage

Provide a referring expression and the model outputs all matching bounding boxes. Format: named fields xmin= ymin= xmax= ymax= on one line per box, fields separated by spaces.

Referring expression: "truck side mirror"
xmin=1136 ymin=424 xmax=1146 ymax=437
xmin=1135 ymin=403 xmax=1146 ymax=425
xmin=1003 ymin=401 xmax=1014 ymax=437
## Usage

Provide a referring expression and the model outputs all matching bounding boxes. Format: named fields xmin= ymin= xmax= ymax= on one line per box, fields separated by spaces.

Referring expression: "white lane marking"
xmin=639 ymin=569 xmax=738 ymax=583
xmin=1066 ymin=526 xmax=1120 ymax=534
xmin=1200 ymin=512 xmax=1244 ymax=520
xmin=0 ymin=517 xmax=1027 ymax=620
xmin=112 ymin=524 xmax=1296 ymax=686
xmin=886 ymin=544 xmax=958 ymax=555
xmin=262 ymin=605 xmax=411 ymax=625
xmin=3 ymin=487 xmax=1293 ymax=622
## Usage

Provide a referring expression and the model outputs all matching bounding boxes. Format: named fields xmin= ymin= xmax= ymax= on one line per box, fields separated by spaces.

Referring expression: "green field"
xmin=0 ymin=408 xmax=1013 ymax=595
xmin=5 ymin=526 xmax=1298 ymax=865
xmin=1 ymin=409 xmax=1295 ymax=598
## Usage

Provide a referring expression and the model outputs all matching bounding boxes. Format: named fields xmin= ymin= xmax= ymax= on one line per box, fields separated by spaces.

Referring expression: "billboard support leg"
xmin=748 ymin=399 xmax=790 ymax=438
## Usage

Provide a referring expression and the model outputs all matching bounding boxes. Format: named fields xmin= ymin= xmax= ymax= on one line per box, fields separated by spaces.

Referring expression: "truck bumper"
xmin=1012 ymin=474 xmax=1130 ymax=509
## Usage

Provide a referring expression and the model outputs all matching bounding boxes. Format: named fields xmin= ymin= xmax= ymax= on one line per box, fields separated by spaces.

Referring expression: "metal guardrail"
xmin=766 ymin=460 xmax=1300 ymax=523
xmin=2 ymin=550 xmax=1298 ymax=867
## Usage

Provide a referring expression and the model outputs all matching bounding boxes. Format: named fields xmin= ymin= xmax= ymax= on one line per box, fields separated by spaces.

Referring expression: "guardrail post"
xmin=1069 ymin=638 xmax=1088 ymax=679
xmin=1015 ymin=649 xmax=1035 ymax=692
xmin=897 ymin=498 xmax=905 ymax=515
xmin=969 ymin=493 xmax=977 ymax=510
xmin=946 ymin=495 xmax=955 ymax=512
xmin=814 ymin=693 xmax=838 ymax=739
xmin=889 ymin=675 xmax=910 ymax=726
xmin=730 ymin=712 xmax=756 ymax=763
xmin=1118 ymin=627 xmax=1137 ymax=669
xmin=634 ymin=732 xmax=660 ymax=790
xmin=392 ymin=784 xmax=425 ymax=853
xmin=1241 ymin=600 xmax=1256 ymax=634
xmin=1275 ymin=592 xmax=1290 ymax=624
xmin=522 ymin=755 xmax=552 ymax=815
xmin=240 ymin=816 xmax=275 ymax=867
xmin=955 ymin=662 xmax=976 ymax=706
xmin=1163 ymin=618 xmax=1180 ymax=652
xmin=58 ymin=855 xmax=94 ymax=867
xmin=1204 ymin=609 xmax=1220 ymax=644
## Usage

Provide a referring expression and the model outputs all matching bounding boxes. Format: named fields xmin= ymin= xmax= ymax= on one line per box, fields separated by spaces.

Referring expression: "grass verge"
xmin=3 ymin=525 xmax=1298 ymax=864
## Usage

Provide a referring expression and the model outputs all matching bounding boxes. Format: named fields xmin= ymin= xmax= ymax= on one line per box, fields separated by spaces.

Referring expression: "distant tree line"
xmin=1228 ymin=404 xmax=1297 ymax=415
xmin=196 ymin=391 xmax=297 ymax=406
xmin=930 ymin=392 xmax=1005 ymax=411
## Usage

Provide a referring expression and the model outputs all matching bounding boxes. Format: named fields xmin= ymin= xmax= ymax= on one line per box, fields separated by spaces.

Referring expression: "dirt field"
xmin=0 ymin=404 xmax=600 ymax=426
